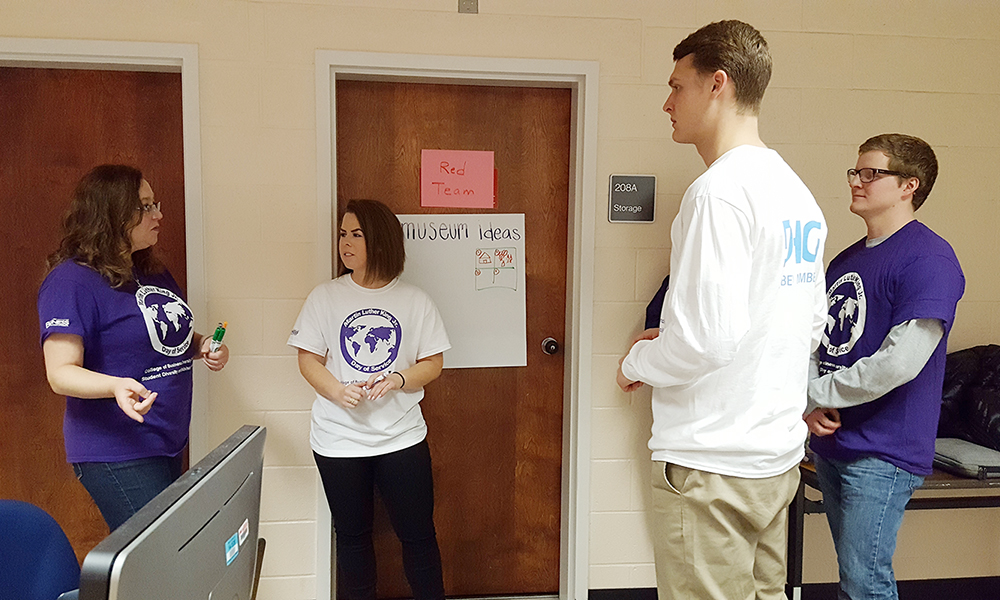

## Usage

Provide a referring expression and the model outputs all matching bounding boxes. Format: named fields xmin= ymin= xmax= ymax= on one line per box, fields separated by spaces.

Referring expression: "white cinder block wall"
xmin=4 ymin=1 xmax=1000 ymax=597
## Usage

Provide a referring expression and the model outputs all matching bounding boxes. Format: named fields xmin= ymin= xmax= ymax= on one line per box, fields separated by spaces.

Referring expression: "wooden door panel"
xmin=0 ymin=67 xmax=185 ymax=561
xmin=336 ymin=79 xmax=570 ymax=597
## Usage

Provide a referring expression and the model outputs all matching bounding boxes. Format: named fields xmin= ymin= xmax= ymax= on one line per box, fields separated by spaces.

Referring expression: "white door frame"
xmin=0 ymin=37 xmax=208 ymax=457
xmin=315 ymin=50 xmax=598 ymax=600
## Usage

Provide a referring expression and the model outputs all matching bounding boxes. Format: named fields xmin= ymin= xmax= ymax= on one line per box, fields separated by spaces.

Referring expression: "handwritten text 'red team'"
xmin=431 ymin=161 xmax=477 ymax=196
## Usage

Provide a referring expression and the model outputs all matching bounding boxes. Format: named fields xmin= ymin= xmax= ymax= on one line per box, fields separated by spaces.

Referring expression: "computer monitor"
xmin=79 ymin=425 xmax=266 ymax=600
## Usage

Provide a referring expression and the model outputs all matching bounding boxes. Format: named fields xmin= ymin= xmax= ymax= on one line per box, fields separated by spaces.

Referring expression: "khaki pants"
xmin=650 ymin=462 xmax=800 ymax=600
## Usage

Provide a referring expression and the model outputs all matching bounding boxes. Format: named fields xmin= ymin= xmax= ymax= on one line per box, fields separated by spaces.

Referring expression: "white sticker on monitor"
xmin=238 ymin=518 xmax=249 ymax=546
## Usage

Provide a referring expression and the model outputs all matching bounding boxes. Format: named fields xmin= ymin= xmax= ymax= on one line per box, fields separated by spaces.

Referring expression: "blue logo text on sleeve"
xmin=781 ymin=219 xmax=823 ymax=286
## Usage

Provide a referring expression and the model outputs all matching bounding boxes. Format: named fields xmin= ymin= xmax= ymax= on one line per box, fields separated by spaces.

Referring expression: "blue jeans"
xmin=814 ymin=455 xmax=924 ymax=600
xmin=73 ymin=454 xmax=184 ymax=531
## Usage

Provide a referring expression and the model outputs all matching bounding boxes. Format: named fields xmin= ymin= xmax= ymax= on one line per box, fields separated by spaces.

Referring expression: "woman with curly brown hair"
xmin=37 ymin=164 xmax=229 ymax=531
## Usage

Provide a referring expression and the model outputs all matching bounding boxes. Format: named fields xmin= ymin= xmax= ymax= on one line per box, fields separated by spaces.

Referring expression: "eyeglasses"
xmin=846 ymin=168 xmax=910 ymax=184
xmin=138 ymin=202 xmax=161 ymax=215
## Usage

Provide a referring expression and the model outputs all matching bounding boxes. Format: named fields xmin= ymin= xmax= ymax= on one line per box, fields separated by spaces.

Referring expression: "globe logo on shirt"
xmin=136 ymin=285 xmax=194 ymax=357
xmin=822 ymin=271 xmax=866 ymax=357
xmin=340 ymin=308 xmax=402 ymax=373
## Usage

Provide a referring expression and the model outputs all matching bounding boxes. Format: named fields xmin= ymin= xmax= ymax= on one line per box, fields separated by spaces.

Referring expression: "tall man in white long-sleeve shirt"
xmin=616 ymin=20 xmax=828 ymax=600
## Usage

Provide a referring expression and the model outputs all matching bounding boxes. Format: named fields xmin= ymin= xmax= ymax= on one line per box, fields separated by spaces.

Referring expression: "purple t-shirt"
xmin=810 ymin=221 xmax=964 ymax=475
xmin=38 ymin=261 xmax=195 ymax=463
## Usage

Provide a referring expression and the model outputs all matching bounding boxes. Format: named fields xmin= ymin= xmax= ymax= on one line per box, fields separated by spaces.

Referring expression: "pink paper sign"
xmin=420 ymin=149 xmax=495 ymax=208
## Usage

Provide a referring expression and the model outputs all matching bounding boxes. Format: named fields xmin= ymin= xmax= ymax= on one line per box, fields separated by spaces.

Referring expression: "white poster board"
xmin=397 ymin=214 xmax=526 ymax=368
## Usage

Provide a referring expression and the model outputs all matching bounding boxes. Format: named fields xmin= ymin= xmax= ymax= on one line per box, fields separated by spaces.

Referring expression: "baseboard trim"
xmin=589 ymin=577 xmax=1000 ymax=600
xmin=588 ymin=588 xmax=656 ymax=600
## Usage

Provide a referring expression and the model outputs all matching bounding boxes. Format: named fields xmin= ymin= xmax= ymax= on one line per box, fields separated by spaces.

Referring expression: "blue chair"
xmin=0 ymin=500 xmax=81 ymax=600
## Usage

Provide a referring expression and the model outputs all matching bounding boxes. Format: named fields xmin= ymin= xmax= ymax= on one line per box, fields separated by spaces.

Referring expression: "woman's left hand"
xmin=198 ymin=336 xmax=229 ymax=371
xmin=365 ymin=371 xmax=402 ymax=400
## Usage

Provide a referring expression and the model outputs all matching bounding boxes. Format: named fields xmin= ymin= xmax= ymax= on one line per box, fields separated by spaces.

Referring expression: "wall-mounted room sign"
xmin=420 ymin=149 xmax=496 ymax=209
xmin=609 ymin=174 xmax=655 ymax=222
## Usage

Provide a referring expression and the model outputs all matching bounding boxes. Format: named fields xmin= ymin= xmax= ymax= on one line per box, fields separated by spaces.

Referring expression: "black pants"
xmin=314 ymin=440 xmax=444 ymax=600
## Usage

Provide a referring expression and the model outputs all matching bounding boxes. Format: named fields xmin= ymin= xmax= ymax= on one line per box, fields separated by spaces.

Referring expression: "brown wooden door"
xmin=0 ymin=67 xmax=185 ymax=561
xmin=335 ymin=79 xmax=570 ymax=598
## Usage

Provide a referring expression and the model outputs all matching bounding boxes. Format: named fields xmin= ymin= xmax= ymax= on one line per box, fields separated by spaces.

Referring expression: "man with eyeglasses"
xmin=805 ymin=133 xmax=965 ymax=600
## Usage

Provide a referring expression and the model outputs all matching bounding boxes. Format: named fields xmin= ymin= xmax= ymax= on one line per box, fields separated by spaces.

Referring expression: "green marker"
xmin=210 ymin=321 xmax=227 ymax=353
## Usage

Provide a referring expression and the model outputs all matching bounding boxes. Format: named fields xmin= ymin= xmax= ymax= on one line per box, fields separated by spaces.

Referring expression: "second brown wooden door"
xmin=335 ymin=78 xmax=571 ymax=598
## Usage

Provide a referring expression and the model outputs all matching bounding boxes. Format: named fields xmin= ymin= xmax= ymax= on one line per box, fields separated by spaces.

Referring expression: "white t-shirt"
xmin=288 ymin=275 xmax=451 ymax=457
xmin=621 ymin=145 xmax=828 ymax=478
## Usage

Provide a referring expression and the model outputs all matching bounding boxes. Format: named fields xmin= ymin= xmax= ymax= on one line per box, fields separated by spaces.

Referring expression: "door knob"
xmin=541 ymin=337 xmax=560 ymax=355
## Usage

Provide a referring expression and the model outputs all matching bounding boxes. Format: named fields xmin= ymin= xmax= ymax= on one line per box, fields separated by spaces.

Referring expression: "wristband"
xmin=393 ymin=371 xmax=405 ymax=389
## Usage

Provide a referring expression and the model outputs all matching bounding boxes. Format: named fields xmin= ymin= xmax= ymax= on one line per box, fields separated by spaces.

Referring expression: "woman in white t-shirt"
xmin=288 ymin=200 xmax=450 ymax=600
